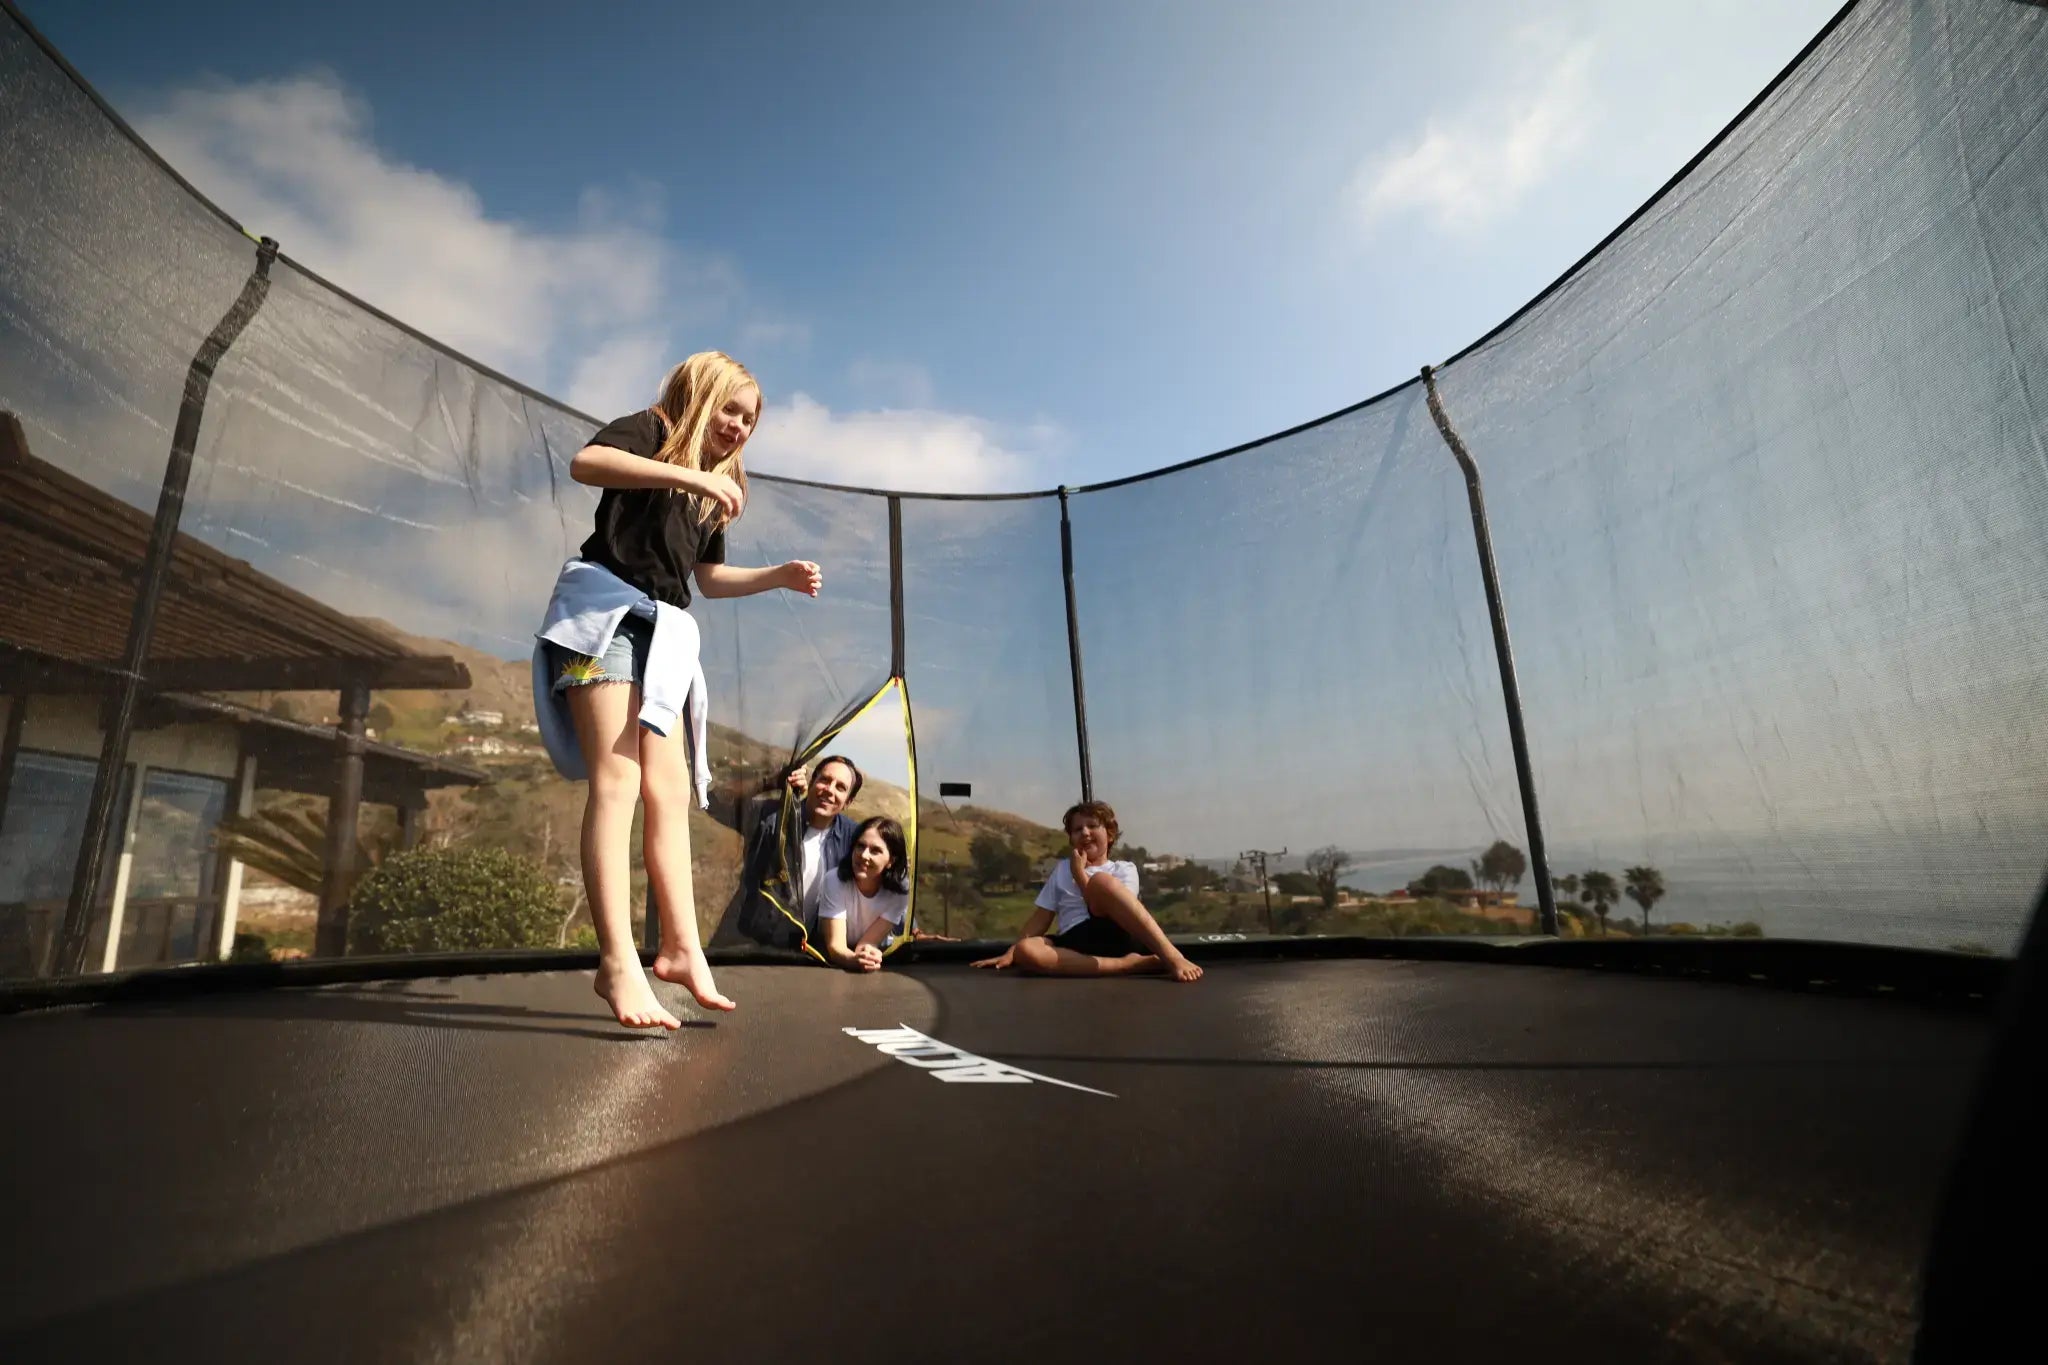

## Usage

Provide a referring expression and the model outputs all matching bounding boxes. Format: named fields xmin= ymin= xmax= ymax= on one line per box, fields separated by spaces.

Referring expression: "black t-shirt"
xmin=577 ymin=410 xmax=728 ymax=607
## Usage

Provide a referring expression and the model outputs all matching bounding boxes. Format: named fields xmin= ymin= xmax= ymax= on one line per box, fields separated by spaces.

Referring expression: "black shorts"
xmin=1049 ymin=914 xmax=1140 ymax=958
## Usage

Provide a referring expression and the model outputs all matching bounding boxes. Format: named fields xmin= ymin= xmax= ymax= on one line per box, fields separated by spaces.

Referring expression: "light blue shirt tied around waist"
xmin=531 ymin=558 xmax=711 ymax=807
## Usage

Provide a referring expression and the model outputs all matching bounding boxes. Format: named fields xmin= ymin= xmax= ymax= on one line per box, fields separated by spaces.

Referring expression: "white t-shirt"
xmin=817 ymin=873 xmax=908 ymax=947
xmin=797 ymin=823 xmax=831 ymax=917
xmin=1035 ymin=859 xmax=1139 ymax=934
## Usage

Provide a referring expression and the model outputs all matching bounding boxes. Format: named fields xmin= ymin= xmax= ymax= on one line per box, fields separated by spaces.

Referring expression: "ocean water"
xmin=1336 ymin=834 xmax=2043 ymax=954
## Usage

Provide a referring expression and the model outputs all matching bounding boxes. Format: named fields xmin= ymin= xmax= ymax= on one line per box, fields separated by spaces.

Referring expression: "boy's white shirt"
xmin=1035 ymin=859 xmax=1139 ymax=934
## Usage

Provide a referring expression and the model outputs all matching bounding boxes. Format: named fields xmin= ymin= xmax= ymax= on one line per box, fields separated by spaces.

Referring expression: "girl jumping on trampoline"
xmin=815 ymin=816 xmax=911 ymax=971
xmin=533 ymin=351 xmax=823 ymax=1030
xmin=971 ymin=800 xmax=1202 ymax=982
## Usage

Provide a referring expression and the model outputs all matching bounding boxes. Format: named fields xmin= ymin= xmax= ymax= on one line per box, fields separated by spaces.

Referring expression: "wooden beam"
xmin=0 ymin=411 xmax=28 ymax=466
xmin=0 ymin=693 xmax=26 ymax=837
xmin=146 ymin=655 xmax=472 ymax=693
xmin=0 ymin=650 xmax=469 ymax=694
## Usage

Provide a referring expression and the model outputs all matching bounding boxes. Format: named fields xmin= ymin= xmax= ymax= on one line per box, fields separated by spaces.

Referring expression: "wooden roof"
xmin=135 ymin=691 xmax=489 ymax=804
xmin=1 ymin=412 xmax=469 ymax=694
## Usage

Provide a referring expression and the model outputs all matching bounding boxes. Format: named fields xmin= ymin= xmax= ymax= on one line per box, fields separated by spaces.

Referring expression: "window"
xmin=114 ymin=768 xmax=230 ymax=969
xmin=0 ymin=751 xmax=131 ymax=975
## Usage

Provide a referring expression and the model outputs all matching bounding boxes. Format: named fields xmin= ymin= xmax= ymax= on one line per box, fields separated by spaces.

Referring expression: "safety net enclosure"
xmin=1 ymin=0 xmax=2045 ymax=981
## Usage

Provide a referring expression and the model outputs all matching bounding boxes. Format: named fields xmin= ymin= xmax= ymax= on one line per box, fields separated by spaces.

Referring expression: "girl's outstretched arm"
xmin=816 ymin=914 xmax=860 ymax=969
xmin=697 ymin=560 xmax=822 ymax=599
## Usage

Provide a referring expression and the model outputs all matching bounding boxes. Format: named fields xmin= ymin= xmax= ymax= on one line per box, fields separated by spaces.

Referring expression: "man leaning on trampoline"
xmin=973 ymin=800 xmax=1202 ymax=982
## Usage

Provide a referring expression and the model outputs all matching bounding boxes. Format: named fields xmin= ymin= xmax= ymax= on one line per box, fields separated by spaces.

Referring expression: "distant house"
xmin=0 ymin=413 xmax=488 ymax=978
xmin=1447 ymin=889 xmax=1520 ymax=908
xmin=459 ymin=706 xmax=505 ymax=728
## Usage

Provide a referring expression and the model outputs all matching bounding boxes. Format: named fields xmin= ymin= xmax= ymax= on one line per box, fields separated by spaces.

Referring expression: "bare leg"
xmin=642 ymin=722 xmax=736 ymax=1012
xmin=1081 ymin=876 xmax=1202 ymax=982
xmin=1008 ymin=935 xmax=1159 ymax=978
xmin=569 ymin=682 xmax=678 ymax=1030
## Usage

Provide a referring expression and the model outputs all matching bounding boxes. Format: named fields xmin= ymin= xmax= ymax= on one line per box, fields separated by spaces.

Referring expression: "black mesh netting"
xmin=3 ymin=0 xmax=2045 ymax=977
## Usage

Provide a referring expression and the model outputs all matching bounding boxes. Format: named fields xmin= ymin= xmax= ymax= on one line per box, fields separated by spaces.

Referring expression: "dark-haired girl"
xmin=816 ymin=816 xmax=910 ymax=972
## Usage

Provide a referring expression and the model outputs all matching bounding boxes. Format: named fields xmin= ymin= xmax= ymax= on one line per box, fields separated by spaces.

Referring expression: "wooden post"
xmin=98 ymin=762 xmax=148 ymax=973
xmin=209 ymin=748 xmax=257 ymax=959
xmin=0 ymin=694 xmax=25 ymax=841
xmin=315 ymin=682 xmax=370 ymax=957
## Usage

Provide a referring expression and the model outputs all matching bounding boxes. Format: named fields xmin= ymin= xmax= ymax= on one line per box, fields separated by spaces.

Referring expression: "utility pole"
xmin=938 ymin=853 xmax=951 ymax=938
xmin=1240 ymin=847 xmax=1287 ymax=936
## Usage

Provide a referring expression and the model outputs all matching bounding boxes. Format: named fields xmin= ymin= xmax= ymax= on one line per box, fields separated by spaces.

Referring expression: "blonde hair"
xmin=649 ymin=351 xmax=759 ymax=530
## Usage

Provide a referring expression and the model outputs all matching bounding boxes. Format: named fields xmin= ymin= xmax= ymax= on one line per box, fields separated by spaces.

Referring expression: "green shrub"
xmin=347 ymin=845 xmax=565 ymax=955
xmin=1663 ymin=922 xmax=1699 ymax=936
xmin=1730 ymin=921 xmax=1764 ymax=938
xmin=227 ymin=932 xmax=271 ymax=964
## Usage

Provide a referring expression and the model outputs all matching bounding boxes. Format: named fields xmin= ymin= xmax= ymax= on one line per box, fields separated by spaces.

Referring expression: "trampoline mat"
xmin=0 ymin=958 xmax=1990 ymax=1362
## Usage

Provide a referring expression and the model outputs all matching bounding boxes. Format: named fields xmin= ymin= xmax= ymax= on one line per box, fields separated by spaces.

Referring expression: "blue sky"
xmin=21 ymin=0 xmax=1843 ymax=490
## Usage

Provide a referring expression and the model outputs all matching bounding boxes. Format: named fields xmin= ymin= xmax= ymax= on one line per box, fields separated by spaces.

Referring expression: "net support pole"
xmin=1057 ymin=487 xmax=1094 ymax=802
xmin=888 ymin=497 xmax=906 ymax=679
xmin=1420 ymin=366 xmax=1559 ymax=937
xmin=50 ymin=236 xmax=279 ymax=977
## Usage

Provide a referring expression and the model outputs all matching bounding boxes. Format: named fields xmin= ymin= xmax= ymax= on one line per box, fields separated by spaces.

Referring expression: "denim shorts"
xmin=546 ymin=611 xmax=654 ymax=693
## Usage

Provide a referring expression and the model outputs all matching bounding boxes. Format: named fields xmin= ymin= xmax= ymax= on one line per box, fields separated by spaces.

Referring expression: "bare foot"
xmin=1162 ymin=952 xmax=1203 ymax=983
xmin=594 ymin=958 xmax=681 ymax=1030
xmin=653 ymin=945 xmax=738 ymax=1012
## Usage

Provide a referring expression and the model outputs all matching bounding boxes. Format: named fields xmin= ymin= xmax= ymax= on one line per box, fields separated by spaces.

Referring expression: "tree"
xmin=1624 ymin=866 xmax=1666 ymax=935
xmin=969 ymin=831 xmax=1032 ymax=891
xmin=1305 ymin=846 xmax=1352 ymax=911
xmin=347 ymin=845 xmax=563 ymax=954
xmin=212 ymin=799 xmax=393 ymax=895
xmin=1408 ymin=864 xmax=1473 ymax=900
xmin=1273 ymin=871 xmax=1318 ymax=898
xmin=1155 ymin=861 xmax=1218 ymax=896
xmin=1554 ymin=873 xmax=1580 ymax=903
xmin=366 ymin=701 xmax=396 ymax=733
xmin=1112 ymin=842 xmax=1150 ymax=866
xmin=1470 ymin=840 xmax=1527 ymax=896
xmin=1579 ymin=870 xmax=1619 ymax=935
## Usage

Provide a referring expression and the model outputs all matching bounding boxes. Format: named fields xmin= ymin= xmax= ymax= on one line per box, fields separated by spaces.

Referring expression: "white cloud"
xmin=1349 ymin=34 xmax=1598 ymax=236
xmin=845 ymin=358 xmax=938 ymax=410
xmin=133 ymin=72 xmax=737 ymax=397
xmin=565 ymin=331 xmax=671 ymax=419
xmin=124 ymin=71 xmax=1047 ymax=504
xmin=748 ymin=393 xmax=1054 ymax=493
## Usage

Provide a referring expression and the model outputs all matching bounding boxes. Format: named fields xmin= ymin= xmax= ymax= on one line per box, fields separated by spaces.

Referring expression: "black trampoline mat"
xmin=0 ymin=958 xmax=1990 ymax=1362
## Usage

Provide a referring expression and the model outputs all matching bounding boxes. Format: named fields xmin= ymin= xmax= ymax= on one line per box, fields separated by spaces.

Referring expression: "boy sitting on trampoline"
xmin=972 ymin=800 xmax=1201 ymax=982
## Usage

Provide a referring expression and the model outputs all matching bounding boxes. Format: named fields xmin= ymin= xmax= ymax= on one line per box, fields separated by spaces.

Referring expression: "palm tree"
xmin=1625 ymin=866 xmax=1667 ymax=936
xmin=1579 ymin=870 xmax=1619 ymax=935
xmin=212 ymin=800 xmax=392 ymax=895
xmin=1554 ymin=873 xmax=1580 ymax=904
